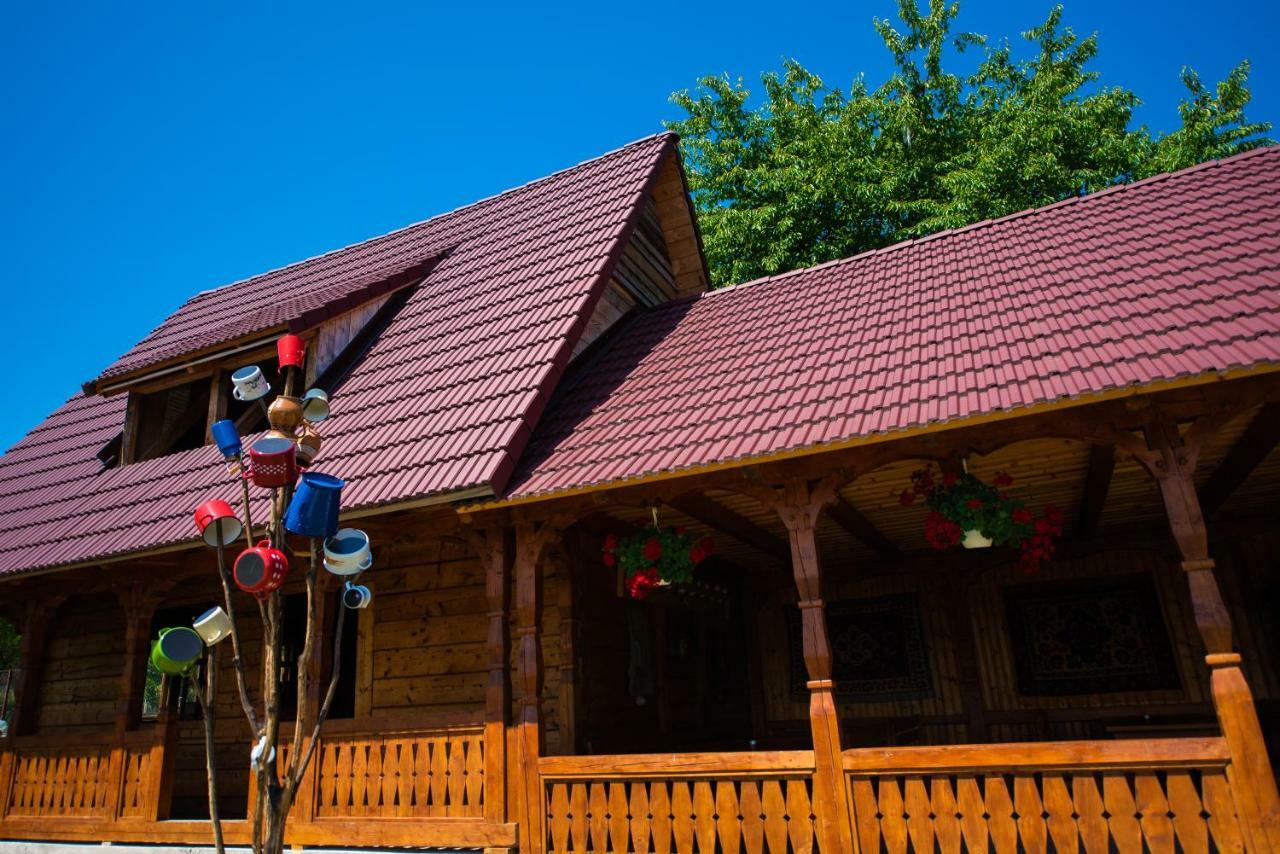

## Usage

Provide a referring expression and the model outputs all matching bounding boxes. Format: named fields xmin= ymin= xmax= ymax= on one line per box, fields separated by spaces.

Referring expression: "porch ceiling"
xmin=594 ymin=405 xmax=1280 ymax=573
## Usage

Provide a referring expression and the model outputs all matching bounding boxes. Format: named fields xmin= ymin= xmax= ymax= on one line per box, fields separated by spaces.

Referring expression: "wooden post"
xmin=461 ymin=525 xmax=512 ymax=841
xmin=769 ymin=479 xmax=856 ymax=854
xmin=512 ymin=521 xmax=557 ymax=854
xmin=8 ymin=594 xmax=68 ymax=737
xmin=1143 ymin=417 xmax=1280 ymax=851
xmin=555 ymin=547 xmax=579 ymax=756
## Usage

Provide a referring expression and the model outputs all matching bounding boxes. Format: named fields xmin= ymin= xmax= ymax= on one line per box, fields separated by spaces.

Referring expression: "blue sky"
xmin=1 ymin=1 xmax=1276 ymax=450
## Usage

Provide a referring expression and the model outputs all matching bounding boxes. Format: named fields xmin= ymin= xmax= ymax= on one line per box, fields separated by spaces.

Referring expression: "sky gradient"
xmin=2 ymin=0 xmax=1277 ymax=450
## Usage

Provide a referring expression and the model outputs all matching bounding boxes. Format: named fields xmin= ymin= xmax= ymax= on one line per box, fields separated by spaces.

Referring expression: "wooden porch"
xmin=2 ymin=377 xmax=1280 ymax=851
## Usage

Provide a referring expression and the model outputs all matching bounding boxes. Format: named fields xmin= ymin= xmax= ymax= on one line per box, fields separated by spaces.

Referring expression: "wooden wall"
xmin=34 ymin=595 xmax=126 ymax=732
xmin=749 ymin=529 xmax=1280 ymax=748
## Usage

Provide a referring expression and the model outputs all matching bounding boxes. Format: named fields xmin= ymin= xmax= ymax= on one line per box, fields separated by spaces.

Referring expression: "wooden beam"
xmin=825 ymin=496 xmax=900 ymax=559
xmin=1075 ymin=443 xmax=1115 ymax=537
xmin=1142 ymin=415 xmax=1280 ymax=850
xmin=1199 ymin=402 xmax=1280 ymax=517
xmin=668 ymin=495 xmax=789 ymax=563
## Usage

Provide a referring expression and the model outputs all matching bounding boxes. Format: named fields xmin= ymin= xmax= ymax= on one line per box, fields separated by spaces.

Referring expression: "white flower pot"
xmin=962 ymin=529 xmax=993 ymax=549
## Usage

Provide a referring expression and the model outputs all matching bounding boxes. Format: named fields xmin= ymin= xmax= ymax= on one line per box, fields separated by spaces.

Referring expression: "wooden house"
xmin=1 ymin=132 xmax=1279 ymax=851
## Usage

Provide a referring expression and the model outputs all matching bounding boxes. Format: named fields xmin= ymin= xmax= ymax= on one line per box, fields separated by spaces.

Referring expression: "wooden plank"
xmin=539 ymin=750 xmax=816 ymax=778
xmin=843 ymin=737 xmax=1230 ymax=773
xmin=825 ymin=496 xmax=901 ymax=559
xmin=1199 ymin=402 xmax=1280 ymax=516
xmin=1076 ymin=443 xmax=1115 ymax=537
xmin=667 ymin=495 xmax=789 ymax=563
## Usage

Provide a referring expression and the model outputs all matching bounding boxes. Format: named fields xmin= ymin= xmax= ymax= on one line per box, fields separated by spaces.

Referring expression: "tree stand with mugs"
xmin=153 ymin=334 xmax=373 ymax=854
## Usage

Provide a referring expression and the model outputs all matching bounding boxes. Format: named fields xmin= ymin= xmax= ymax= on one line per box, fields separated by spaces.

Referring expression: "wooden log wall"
xmin=34 ymin=596 xmax=126 ymax=732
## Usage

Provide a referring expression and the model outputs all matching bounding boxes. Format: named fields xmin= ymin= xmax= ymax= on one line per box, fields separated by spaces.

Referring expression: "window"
xmin=143 ymin=603 xmax=211 ymax=721
xmin=0 ymin=616 xmax=19 ymax=735
xmin=278 ymin=591 xmax=358 ymax=720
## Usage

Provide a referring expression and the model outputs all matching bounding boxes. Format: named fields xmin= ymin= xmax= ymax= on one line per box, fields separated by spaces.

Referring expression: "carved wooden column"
xmin=1142 ymin=417 xmax=1280 ymax=851
xmin=461 ymin=524 xmax=513 ymax=840
xmin=768 ymin=479 xmax=855 ymax=854
xmin=512 ymin=520 xmax=559 ymax=854
xmin=8 ymin=594 xmax=65 ymax=736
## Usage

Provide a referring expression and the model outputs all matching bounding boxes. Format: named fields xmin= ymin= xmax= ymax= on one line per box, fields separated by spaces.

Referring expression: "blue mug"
xmin=211 ymin=419 xmax=241 ymax=460
xmin=283 ymin=472 xmax=344 ymax=538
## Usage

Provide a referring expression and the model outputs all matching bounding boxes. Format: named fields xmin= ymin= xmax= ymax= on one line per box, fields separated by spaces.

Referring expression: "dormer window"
xmin=109 ymin=344 xmax=293 ymax=468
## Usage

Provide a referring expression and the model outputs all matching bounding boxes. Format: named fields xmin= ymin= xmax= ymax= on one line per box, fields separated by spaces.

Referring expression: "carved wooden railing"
xmin=0 ymin=728 xmax=165 ymax=823
xmin=539 ymin=750 xmax=818 ymax=853
xmin=844 ymin=737 xmax=1248 ymax=852
xmin=304 ymin=716 xmax=486 ymax=819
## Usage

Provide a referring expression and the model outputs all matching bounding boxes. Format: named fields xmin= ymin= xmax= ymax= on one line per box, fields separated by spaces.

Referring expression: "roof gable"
xmin=510 ymin=145 xmax=1280 ymax=499
xmin=0 ymin=133 xmax=682 ymax=576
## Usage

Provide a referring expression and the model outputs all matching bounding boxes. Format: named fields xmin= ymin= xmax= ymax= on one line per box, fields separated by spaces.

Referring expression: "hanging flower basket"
xmin=603 ymin=527 xmax=714 ymax=599
xmin=901 ymin=467 xmax=1064 ymax=572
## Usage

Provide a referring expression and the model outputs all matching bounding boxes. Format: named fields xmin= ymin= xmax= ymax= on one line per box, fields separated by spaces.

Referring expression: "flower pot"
xmin=962 ymin=528 xmax=993 ymax=549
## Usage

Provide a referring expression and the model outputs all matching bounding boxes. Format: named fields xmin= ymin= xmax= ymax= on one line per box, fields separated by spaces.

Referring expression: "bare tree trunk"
xmin=192 ymin=645 xmax=225 ymax=854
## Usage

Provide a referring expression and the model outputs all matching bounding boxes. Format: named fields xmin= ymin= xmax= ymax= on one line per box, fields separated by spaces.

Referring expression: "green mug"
xmin=151 ymin=627 xmax=203 ymax=675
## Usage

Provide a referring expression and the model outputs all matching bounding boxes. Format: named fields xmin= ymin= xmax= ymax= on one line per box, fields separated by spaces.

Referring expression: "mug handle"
xmin=233 ymin=386 xmax=245 ymax=401
xmin=358 ymin=552 xmax=373 ymax=570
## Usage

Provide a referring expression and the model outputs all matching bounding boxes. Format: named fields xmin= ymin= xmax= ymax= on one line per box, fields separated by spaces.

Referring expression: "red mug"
xmin=277 ymin=334 xmax=306 ymax=370
xmin=193 ymin=499 xmax=243 ymax=547
xmin=248 ymin=437 xmax=297 ymax=488
xmin=234 ymin=540 xmax=289 ymax=596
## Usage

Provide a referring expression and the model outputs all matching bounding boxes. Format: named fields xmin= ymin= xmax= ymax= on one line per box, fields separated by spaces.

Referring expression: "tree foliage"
xmin=667 ymin=1 xmax=1272 ymax=286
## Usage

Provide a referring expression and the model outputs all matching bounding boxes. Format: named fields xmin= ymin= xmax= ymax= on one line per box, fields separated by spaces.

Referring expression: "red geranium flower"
xmin=942 ymin=471 xmax=959 ymax=487
xmin=628 ymin=567 xmax=661 ymax=599
xmin=1012 ymin=508 xmax=1033 ymax=525
xmin=602 ymin=551 xmax=616 ymax=567
xmin=899 ymin=489 xmax=916 ymax=506
xmin=643 ymin=537 xmax=662 ymax=562
xmin=994 ymin=471 xmax=1013 ymax=487
xmin=697 ymin=536 xmax=714 ymax=557
xmin=966 ymin=498 xmax=983 ymax=509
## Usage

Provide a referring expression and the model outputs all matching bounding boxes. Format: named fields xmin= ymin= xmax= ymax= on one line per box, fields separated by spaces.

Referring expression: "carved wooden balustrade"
xmin=0 ymin=728 xmax=167 ymax=825
xmin=540 ymin=750 xmax=819 ymax=854
xmin=305 ymin=717 xmax=486 ymax=819
xmin=845 ymin=737 xmax=1248 ymax=853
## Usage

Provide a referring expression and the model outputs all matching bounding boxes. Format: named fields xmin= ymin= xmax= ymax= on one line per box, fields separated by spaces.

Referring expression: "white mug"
xmin=342 ymin=582 xmax=372 ymax=610
xmin=231 ymin=365 xmax=270 ymax=402
xmin=323 ymin=528 xmax=372 ymax=576
xmin=193 ymin=606 xmax=232 ymax=646
xmin=302 ymin=388 xmax=331 ymax=423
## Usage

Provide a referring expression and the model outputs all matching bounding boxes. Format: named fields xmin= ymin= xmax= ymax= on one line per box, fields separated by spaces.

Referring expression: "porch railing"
xmin=844 ymin=736 xmax=1246 ymax=853
xmin=0 ymin=727 xmax=167 ymax=823
xmin=539 ymin=750 xmax=818 ymax=854
xmin=305 ymin=716 xmax=487 ymax=819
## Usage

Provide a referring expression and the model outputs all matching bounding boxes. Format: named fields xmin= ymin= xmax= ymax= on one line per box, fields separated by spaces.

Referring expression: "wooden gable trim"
xmin=650 ymin=147 xmax=709 ymax=296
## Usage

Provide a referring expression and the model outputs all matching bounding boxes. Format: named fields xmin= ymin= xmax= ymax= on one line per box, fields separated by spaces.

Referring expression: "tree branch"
xmin=214 ymin=542 xmax=259 ymax=734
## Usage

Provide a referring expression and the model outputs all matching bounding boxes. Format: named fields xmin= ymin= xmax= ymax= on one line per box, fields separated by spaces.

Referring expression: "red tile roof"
xmin=0 ymin=133 xmax=677 ymax=576
xmin=509 ymin=145 xmax=1280 ymax=499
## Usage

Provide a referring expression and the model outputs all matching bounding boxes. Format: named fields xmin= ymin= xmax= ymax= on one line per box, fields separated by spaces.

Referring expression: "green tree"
xmin=667 ymin=1 xmax=1271 ymax=286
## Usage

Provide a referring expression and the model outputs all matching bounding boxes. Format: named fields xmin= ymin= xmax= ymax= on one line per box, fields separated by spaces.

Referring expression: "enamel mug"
xmin=193 ymin=499 xmax=243 ymax=548
xmin=323 ymin=528 xmax=372 ymax=576
xmin=277 ymin=334 xmax=306 ymax=370
xmin=233 ymin=540 xmax=289 ymax=596
xmin=248 ymin=437 xmax=297 ymax=488
xmin=283 ymin=472 xmax=344 ymax=538
xmin=151 ymin=627 xmax=203 ymax=675
xmin=301 ymin=388 xmax=330 ymax=423
xmin=342 ymin=582 xmax=372 ymax=610
xmin=210 ymin=419 xmax=242 ymax=460
xmin=192 ymin=606 xmax=232 ymax=645
xmin=230 ymin=365 xmax=270 ymax=402
xmin=296 ymin=425 xmax=321 ymax=467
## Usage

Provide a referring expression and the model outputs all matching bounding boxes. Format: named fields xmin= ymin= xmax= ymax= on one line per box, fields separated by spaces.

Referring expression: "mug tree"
xmin=151 ymin=334 xmax=373 ymax=854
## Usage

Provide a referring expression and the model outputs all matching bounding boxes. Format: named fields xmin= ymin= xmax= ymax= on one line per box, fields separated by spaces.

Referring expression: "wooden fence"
xmin=540 ymin=751 xmax=819 ymax=854
xmin=844 ymin=737 xmax=1247 ymax=853
xmin=0 ymin=728 xmax=165 ymax=823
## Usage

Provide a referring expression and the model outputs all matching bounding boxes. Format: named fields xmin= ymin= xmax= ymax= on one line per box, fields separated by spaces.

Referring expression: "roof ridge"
xmin=702 ymin=144 xmax=1280 ymax=298
xmin=188 ymin=132 xmax=676 ymax=304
